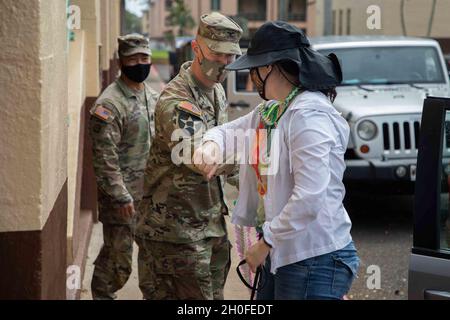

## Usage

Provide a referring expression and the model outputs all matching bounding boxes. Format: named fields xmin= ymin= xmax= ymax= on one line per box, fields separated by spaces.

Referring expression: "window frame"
xmin=413 ymin=97 xmax=450 ymax=258
xmin=211 ymin=0 xmax=221 ymax=11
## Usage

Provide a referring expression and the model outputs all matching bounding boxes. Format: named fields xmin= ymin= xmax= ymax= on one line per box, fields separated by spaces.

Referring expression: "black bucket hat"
xmin=226 ymin=21 xmax=343 ymax=91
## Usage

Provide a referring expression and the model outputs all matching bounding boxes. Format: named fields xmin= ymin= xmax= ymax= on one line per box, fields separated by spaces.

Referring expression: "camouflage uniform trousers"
xmin=135 ymin=235 xmax=232 ymax=300
xmin=91 ymin=201 xmax=140 ymax=300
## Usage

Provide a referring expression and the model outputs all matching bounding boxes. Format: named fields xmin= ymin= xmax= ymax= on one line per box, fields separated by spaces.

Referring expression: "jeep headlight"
xmin=357 ymin=120 xmax=377 ymax=141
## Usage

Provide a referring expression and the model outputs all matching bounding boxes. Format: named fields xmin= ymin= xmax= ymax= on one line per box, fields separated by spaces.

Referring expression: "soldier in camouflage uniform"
xmin=89 ymin=34 xmax=159 ymax=300
xmin=135 ymin=13 xmax=243 ymax=300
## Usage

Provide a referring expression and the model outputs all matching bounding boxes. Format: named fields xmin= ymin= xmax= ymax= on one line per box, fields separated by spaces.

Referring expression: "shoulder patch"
xmin=92 ymin=105 xmax=113 ymax=122
xmin=176 ymin=101 xmax=203 ymax=119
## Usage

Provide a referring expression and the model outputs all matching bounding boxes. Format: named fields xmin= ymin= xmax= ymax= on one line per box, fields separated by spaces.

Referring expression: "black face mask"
xmin=250 ymin=66 xmax=273 ymax=101
xmin=121 ymin=63 xmax=152 ymax=83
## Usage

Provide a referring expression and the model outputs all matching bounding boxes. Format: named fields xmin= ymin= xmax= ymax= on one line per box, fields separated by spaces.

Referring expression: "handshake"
xmin=192 ymin=141 xmax=223 ymax=181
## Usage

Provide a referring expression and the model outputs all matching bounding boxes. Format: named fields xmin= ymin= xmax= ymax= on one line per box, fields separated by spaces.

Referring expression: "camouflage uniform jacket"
xmin=137 ymin=61 xmax=234 ymax=243
xmin=90 ymin=78 xmax=159 ymax=223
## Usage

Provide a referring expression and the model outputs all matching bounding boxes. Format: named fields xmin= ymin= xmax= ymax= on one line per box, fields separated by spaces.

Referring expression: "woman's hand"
xmin=245 ymin=239 xmax=271 ymax=273
xmin=193 ymin=141 xmax=222 ymax=180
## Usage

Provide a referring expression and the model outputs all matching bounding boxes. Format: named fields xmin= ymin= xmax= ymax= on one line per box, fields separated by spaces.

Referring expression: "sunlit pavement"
xmin=81 ymin=186 xmax=250 ymax=300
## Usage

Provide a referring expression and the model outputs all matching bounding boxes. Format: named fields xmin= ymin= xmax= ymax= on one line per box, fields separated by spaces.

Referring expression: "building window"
xmin=236 ymin=70 xmax=257 ymax=92
xmin=346 ymin=8 xmax=351 ymax=35
xmin=165 ymin=0 xmax=172 ymax=10
xmin=238 ymin=0 xmax=267 ymax=21
xmin=338 ymin=9 xmax=343 ymax=35
xmin=279 ymin=0 xmax=307 ymax=21
xmin=165 ymin=15 xmax=171 ymax=27
xmin=211 ymin=0 xmax=221 ymax=11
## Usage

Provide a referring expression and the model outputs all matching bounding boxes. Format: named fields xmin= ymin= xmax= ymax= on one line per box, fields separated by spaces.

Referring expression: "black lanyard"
xmin=236 ymin=259 xmax=267 ymax=300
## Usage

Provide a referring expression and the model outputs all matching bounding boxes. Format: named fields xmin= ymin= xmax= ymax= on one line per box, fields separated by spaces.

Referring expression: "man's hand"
xmin=193 ymin=141 xmax=222 ymax=180
xmin=245 ymin=239 xmax=271 ymax=273
xmin=118 ymin=202 xmax=136 ymax=219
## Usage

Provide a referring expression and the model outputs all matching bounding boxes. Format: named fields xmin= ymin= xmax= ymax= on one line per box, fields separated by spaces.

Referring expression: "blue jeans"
xmin=257 ymin=241 xmax=360 ymax=300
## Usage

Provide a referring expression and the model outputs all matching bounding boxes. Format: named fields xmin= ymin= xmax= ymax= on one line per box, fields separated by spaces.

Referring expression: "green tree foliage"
xmin=124 ymin=10 xmax=142 ymax=34
xmin=167 ymin=0 xmax=196 ymax=36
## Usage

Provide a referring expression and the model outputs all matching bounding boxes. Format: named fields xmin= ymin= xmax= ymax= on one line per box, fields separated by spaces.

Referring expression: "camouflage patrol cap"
xmin=118 ymin=34 xmax=152 ymax=57
xmin=197 ymin=12 xmax=243 ymax=55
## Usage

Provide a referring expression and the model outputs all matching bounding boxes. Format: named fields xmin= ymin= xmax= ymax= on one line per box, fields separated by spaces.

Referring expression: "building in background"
xmin=142 ymin=8 xmax=151 ymax=37
xmin=0 ymin=0 xmax=125 ymax=300
xmin=142 ymin=0 xmax=450 ymax=52
xmin=143 ymin=0 xmax=315 ymax=41
xmin=307 ymin=0 xmax=333 ymax=37
xmin=320 ymin=0 xmax=450 ymax=53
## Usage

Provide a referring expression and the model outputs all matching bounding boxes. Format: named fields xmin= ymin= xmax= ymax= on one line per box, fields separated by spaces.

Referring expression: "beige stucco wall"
xmin=331 ymin=0 xmax=383 ymax=35
xmin=307 ymin=0 xmax=324 ymax=36
xmin=107 ymin=0 xmax=121 ymax=70
xmin=101 ymin=0 xmax=111 ymax=71
xmin=0 ymin=0 xmax=68 ymax=232
xmin=72 ymin=0 xmax=101 ymax=97
xmin=0 ymin=1 xmax=42 ymax=231
xmin=149 ymin=0 xmax=166 ymax=39
xmin=331 ymin=0 xmax=450 ymax=37
xmin=39 ymin=0 xmax=69 ymax=230
xmin=219 ymin=0 xmax=238 ymax=15
xmin=65 ymin=0 xmax=122 ymax=262
xmin=67 ymin=29 xmax=86 ymax=257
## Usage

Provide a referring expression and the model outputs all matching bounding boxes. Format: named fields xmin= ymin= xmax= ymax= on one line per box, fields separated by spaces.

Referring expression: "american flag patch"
xmin=93 ymin=105 xmax=113 ymax=121
xmin=177 ymin=101 xmax=202 ymax=118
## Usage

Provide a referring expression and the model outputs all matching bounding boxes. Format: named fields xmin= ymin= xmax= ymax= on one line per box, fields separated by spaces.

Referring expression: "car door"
xmin=409 ymin=96 xmax=450 ymax=300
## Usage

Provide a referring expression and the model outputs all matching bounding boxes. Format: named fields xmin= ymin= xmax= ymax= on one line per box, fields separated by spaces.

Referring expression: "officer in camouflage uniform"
xmin=135 ymin=13 xmax=243 ymax=300
xmin=89 ymin=34 xmax=159 ymax=300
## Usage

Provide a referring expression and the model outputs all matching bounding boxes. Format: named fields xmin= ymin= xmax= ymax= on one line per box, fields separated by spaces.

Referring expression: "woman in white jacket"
xmin=193 ymin=21 xmax=360 ymax=300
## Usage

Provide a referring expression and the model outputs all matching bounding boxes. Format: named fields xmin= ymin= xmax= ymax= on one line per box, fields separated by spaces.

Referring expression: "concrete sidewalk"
xmin=80 ymin=217 xmax=251 ymax=300
xmin=80 ymin=186 xmax=250 ymax=300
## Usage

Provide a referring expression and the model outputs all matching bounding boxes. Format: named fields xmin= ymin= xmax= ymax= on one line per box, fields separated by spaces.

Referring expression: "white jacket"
xmin=204 ymin=91 xmax=353 ymax=273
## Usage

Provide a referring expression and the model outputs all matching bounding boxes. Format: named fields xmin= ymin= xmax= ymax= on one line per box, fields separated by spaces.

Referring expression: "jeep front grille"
xmin=382 ymin=120 xmax=420 ymax=155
